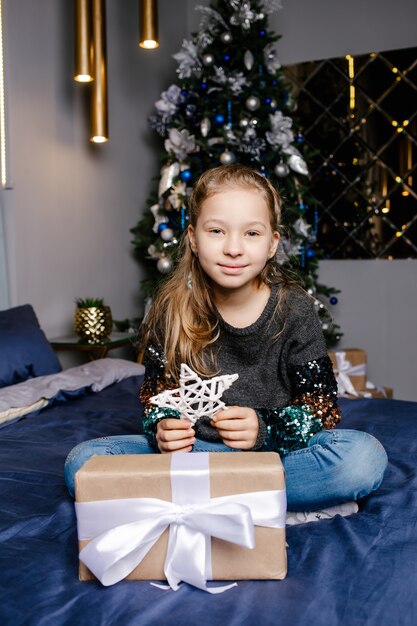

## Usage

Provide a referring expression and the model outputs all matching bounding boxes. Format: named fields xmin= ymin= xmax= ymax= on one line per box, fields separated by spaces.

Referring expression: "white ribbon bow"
xmin=333 ymin=351 xmax=366 ymax=397
xmin=75 ymin=453 xmax=286 ymax=593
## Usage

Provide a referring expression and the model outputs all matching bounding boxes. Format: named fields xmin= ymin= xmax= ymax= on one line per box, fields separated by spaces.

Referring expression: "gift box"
xmin=75 ymin=451 xmax=287 ymax=590
xmin=328 ymin=348 xmax=367 ymax=395
xmin=368 ymin=386 xmax=393 ymax=399
xmin=347 ymin=386 xmax=393 ymax=400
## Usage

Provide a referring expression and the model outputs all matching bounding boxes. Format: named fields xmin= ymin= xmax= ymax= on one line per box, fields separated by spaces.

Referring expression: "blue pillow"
xmin=0 ymin=304 xmax=62 ymax=388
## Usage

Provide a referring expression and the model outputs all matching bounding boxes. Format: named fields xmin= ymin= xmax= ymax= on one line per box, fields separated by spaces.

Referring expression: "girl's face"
xmin=188 ymin=187 xmax=280 ymax=296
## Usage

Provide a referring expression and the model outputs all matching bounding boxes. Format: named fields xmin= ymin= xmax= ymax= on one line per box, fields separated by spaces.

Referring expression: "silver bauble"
xmin=239 ymin=117 xmax=250 ymax=128
xmin=274 ymin=162 xmax=290 ymax=177
xmin=202 ymin=53 xmax=214 ymax=66
xmin=220 ymin=150 xmax=236 ymax=165
xmin=249 ymin=117 xmax=260 ymax=127
xmin=220 ymin=32 xmax=232 ymax=43
xmin=245 ymin=95 xmax=261 ymax=111
xmin=270 ymin=98 xmax=278 ymax=109
xmin=200 ymin=117 xmax=211 ymax=137
xmin=243 ymin=50 xmax=255 ymax=71
xmin=160 ymin=227 xmax=174 ymax=242
xmin=157 ymin=256 xmax=173 ymax=274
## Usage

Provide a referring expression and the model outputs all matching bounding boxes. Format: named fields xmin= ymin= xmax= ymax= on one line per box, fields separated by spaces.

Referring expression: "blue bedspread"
xmin=0 ymin=376 xmax=416 ymax=626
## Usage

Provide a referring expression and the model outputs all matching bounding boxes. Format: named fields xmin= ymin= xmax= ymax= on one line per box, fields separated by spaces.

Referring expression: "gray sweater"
xmin=141 ymin=284 xmax=340 ymax=455
xmin=193 ymin=284 xmax=329 ymax=445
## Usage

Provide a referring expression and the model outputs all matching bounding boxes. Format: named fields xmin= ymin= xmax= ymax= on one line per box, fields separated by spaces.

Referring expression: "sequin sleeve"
xmin=140 ymin=342 xmax=180 ymax=449
xmin=289 ymin=355 xmax=341 ymax=430
xmin=255 ymin=356 xmax=341 ymax=457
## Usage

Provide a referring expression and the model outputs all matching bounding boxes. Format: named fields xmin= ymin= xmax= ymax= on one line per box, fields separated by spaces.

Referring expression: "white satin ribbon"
xmin=333 ymin=351 xmax=366 ymax=396
xmin=75 ymin=452 xmax=286 ymax=593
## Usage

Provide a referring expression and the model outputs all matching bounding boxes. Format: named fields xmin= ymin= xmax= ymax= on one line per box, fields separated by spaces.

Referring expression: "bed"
xmin=0 ymin=305 xmax=416 ymax=626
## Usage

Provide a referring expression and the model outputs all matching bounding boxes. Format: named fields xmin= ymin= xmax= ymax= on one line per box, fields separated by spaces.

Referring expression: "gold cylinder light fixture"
xmin=139 ymin=0 xmax=159 ymax=49
xmin=74 ymin=0 xmax=93 ymax=82
xmin=90 ymin=0 xmax=108 ymax=143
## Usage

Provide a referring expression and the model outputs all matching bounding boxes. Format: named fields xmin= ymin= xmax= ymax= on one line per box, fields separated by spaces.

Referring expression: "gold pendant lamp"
xmin=90 ymin=0 xmax=108 ymax=143
xmin=74 ymin=0 xmax=93 ymax=82
xmin=139 ymin=0 xmax=159 ymax=49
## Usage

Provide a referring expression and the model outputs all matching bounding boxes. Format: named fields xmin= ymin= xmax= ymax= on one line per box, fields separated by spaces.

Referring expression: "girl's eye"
xmin=209 ymin=228 xmax=223 ymax=235
xmin=247 ymin=231 xmax=260 ymax=237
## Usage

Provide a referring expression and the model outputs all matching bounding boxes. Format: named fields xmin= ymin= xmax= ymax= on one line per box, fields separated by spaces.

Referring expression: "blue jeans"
xmin=64 ymin=429 xmax=388 ymax=511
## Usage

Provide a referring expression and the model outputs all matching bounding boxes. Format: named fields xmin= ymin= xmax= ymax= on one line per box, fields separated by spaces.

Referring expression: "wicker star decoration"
xmin=150 ymin=364 xmax=239 ymax=425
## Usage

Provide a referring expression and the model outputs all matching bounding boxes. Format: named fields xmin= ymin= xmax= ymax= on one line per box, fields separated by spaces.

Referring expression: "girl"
xmin=65 ymin=165 xmax=387 ymax=518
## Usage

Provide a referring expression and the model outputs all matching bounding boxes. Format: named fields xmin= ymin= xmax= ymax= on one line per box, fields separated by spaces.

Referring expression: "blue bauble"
xmin=215 ymin=113 xmax=225 ymax=124
xmin=306 ymin=248 xmax=316 ymax=259
xmin=224 ymin=54 xmax=230 ymax=61
xmin=180 ymin=169 xmax=192 ymax=182
xmin=259 ymin=30 xmax=266 ymax=36
xmin=201 ymin=82 xmax=207 ymax=90
xmin=158 ymin=223 xmax=168 ymax=233
xmin=330 ymin=297 xmax=338 ymax=305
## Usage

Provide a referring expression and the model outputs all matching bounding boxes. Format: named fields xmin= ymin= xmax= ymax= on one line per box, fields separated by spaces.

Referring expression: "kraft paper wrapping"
xmin=328 ymin=348 xmax=367 ymax=391
xmin=75 ymin=452 xmax=287 ymax=582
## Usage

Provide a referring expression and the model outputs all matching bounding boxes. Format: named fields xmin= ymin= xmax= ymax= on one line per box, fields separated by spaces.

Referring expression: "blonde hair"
xmin=143 ymin=164 xmax=294 ymax=381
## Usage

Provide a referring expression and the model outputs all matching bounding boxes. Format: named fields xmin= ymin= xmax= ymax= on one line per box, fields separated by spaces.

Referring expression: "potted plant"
xmin=73 ymin=297 xmax=113 ymax=343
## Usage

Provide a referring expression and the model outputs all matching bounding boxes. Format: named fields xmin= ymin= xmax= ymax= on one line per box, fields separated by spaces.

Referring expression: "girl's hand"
xmin=156 ymin=418 xmax=195 ymax=454
xmin=211 ymin=407 xmax=259 ymax=450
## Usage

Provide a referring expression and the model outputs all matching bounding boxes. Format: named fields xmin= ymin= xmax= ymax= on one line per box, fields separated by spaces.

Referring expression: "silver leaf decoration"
xmin=288 ymin=154 xmax=309 ymax=176
xmin=158 ymin=162 xmax=180 ymax=197
xmin=164 ymin=128 xmax=196 ymax=162
xmin=172 ymin=40 xmax=202 ymax=79
xmin=195 ymin=6 xmax=229 ymax=32
xmin=293 ymin=217 xmax=311 ymax=238
xmin=154 ymin=85 xmax=184 ymax=121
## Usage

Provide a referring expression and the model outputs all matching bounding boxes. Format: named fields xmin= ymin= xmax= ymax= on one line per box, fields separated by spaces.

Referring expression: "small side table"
xmin=49 ymin=331 xmax=139 ymax=361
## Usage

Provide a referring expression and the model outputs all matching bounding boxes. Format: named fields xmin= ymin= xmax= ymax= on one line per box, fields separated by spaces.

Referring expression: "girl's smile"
xmin=218 ymin=263 xmax=247 ymax=273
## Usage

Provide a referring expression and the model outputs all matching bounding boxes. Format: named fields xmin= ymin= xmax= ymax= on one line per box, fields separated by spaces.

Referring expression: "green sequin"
xmin=143 ymin=407 xmax=180 ymax=449
xmin=258 ymin=404 xmax=323 ymax=457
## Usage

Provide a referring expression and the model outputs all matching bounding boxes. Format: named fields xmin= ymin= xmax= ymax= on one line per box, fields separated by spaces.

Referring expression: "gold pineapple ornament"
xmin=74 ymin=298 xmax=113 ymax=343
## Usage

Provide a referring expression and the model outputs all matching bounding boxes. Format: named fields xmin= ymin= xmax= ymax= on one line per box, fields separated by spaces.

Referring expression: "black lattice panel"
xmin=284 ymin=47 xmax=417 ymax=259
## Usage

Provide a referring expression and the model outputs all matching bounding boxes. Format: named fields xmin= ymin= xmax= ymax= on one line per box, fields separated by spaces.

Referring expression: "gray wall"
xmin=2 ymin=1 xmax=417 ymax=399
xmin=319 ymin=261 xmax=417 ymax=402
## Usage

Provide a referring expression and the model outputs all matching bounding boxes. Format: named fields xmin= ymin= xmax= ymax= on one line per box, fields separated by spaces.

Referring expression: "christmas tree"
xmin=131 ymin=0 xmax=342 ymax=346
